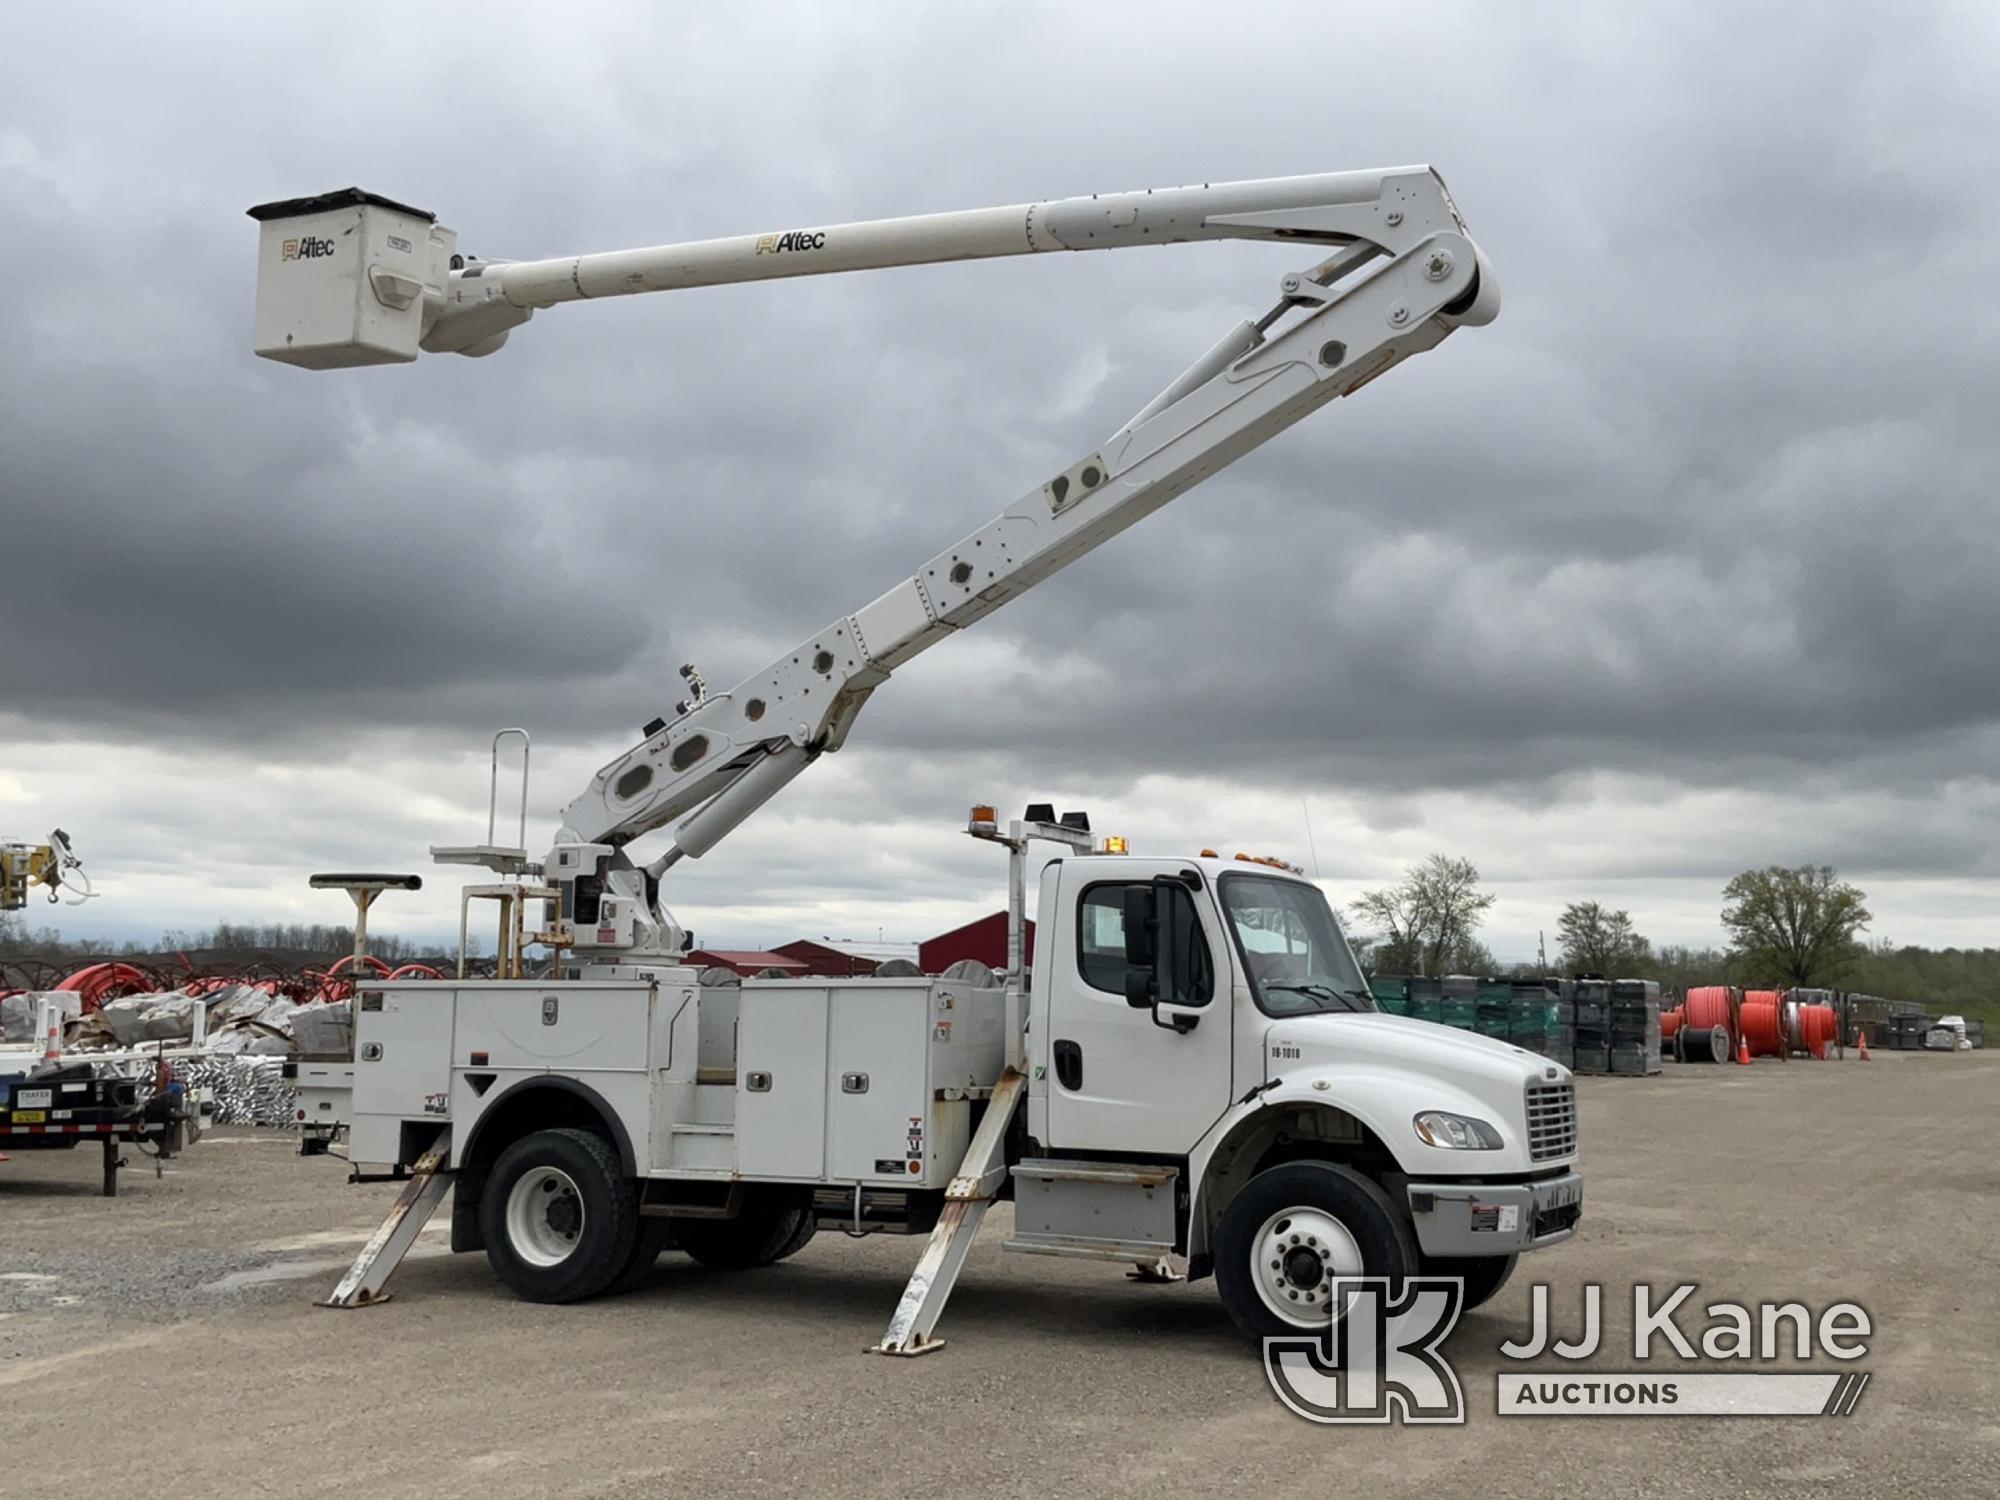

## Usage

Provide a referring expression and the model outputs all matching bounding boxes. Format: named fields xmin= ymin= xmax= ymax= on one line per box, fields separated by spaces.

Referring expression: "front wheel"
xmin=1420 ymin=1251 xmax=1517 ymax=1311
xmin=1214 ymin=1161 xmax=1417 ymax=1343
xmin=479 ymin=1127 xmax=638 ymax=1303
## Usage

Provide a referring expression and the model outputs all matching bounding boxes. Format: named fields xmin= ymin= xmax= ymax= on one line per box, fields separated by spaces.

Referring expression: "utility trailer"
xmin=247 ymin=163 xmax=1581 ymax=1347
xmin=0 ymin=999 xmax=203 ymax=1196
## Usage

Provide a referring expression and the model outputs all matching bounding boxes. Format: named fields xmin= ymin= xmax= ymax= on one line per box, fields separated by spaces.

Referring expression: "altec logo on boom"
xmin=281 ymin=236 xmax=335 ymax=262
xmin=755 ymin=229 xmax=827 ymax=255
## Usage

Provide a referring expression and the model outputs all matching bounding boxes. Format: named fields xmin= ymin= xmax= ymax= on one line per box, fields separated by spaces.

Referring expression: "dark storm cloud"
xmin=4 ymin=1 xmax=1998 ymax=841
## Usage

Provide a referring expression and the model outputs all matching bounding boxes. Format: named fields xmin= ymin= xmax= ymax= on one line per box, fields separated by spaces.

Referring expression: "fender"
xmin=1184 ymin=1068 xmax=1505 ymax=1262
xmin=456 ymin=1073 xmax=640 ymax=1179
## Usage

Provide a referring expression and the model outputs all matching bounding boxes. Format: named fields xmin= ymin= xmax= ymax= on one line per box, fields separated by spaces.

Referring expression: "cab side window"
xmin=1077 ymin=881 xmax=1215 ymax=1005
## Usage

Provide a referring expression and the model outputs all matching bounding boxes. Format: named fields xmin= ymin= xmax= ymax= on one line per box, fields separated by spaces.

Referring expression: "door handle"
xmin=1053 ymin=1039 xmax=1083 ymax=1091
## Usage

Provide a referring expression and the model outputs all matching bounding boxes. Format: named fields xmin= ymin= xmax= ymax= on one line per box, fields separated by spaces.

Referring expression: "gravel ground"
xmin=1 ymin=1050 xmax=1992 ymax=1498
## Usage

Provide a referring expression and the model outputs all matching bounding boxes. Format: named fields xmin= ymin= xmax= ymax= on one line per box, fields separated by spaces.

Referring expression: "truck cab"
xmin=1026 ymin=852 xmax=1581 ymax=1335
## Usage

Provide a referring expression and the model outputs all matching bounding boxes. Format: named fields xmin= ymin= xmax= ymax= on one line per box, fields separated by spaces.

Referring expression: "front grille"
xmin=1524 ymin=1081 xmax=1577 ymax=1161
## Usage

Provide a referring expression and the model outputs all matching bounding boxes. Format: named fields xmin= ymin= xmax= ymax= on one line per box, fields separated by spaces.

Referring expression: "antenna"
xmin=1300 ymin=797 xmax=1323 ymax=881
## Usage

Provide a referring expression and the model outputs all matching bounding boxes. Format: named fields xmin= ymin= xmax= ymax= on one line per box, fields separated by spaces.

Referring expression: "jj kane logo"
xmin=1266 ymin=1278 xmax=1468 ymax=1425
xmin=281 ymin=235 xmax=336 ymax=262
xmin=1267 ymin=1280 xmax=1874 ymax=1424
xmin=755 ymin=229 xmax=827 ymax=255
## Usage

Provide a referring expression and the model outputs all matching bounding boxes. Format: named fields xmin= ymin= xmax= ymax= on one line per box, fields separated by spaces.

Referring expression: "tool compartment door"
xmin=827 ymin=981 xmax=934 ymax=1185
xmin=736 ymin=983 xmax=829 ymax=1179
xmin=350 ymin=982 xmax=457 ymax=1163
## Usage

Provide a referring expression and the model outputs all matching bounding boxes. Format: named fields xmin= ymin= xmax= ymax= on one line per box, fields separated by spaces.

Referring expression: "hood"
xmin=1269 ymin=1011 xmax=1562 ymax=1086
xmin=1262 ymin=1011 xmax=1574 ymax=1172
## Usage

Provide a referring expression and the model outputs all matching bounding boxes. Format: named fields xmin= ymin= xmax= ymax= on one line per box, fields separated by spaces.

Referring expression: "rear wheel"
xmin=607 ymin=1215 xmax=678 ymax=1295
xmin=480 ymin=1127 xmax=637 ymax=1303
xmin=1214 ymin=1161 xmax=1417 ymax=1343
xmin=676 ymin=1194 xmax=815 ymax=1270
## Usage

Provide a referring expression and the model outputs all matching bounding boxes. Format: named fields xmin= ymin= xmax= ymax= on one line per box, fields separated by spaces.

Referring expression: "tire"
xmin=1214 ymin=1161 xmax=1418 ymax=1344
xmin=479 ymin=1127 xmax=637 ymax=1304
xmin=675 ymin=1196 xmax=815 ymax=1270
xmin=770 ymin=1208 xmax=818 ymax=1263
xmin=1420 ymin=1252 xmax=1517 ymax=1311
xmin=607 ymin=1215 xmax=679 ymax=1296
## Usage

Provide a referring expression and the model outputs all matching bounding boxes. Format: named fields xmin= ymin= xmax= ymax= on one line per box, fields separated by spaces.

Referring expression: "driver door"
xmin=1044 ymin=867 xmax=1234 ymax=1155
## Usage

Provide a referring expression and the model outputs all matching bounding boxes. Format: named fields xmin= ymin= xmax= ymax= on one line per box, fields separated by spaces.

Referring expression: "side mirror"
xmin=1122 ymin=886 xmax=1156 ymax=966
xmin=1124 ymin=967 xmax=1156 ymax=1009
xmin=1123 ymin=885 xmax=1160 ymax=1009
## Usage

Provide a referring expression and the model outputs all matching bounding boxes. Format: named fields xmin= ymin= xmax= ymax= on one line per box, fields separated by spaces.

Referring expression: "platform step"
xmin=670 ymin=1122 xmax=735 ymax=1136
xmin=1002 ymin=1231 xmax=1177 ymax=1262
xmin=1009 ymin=1157 xmax=1177 ymax=1259
xmin=1010 ymin=1158 xmax=1178 ymax=1188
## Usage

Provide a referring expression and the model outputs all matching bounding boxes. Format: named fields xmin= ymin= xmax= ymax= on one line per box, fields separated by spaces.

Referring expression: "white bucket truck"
xmin=247 ymin=165 xmax=1579 ymax=1349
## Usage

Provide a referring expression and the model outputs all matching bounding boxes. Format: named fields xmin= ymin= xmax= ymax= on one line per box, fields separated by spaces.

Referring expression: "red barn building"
xmin=772 ymin=938 xmax=921 ymax=978
xmin=686 ymin=949 xmax=810 ymax=978
xmin=918 ymin=911 xmax=1035 ymax=974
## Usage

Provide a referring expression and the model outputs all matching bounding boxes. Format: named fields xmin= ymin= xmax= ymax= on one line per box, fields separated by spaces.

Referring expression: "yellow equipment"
xmin=1 ymin=829 xmax=92 ymax=911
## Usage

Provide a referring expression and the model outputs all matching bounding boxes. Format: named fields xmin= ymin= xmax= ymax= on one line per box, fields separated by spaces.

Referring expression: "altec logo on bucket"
xmin=1267 ymin=1281 xmax=1873 ymax=1425
xmin=281 ymin=236 xmax=336 ymax=262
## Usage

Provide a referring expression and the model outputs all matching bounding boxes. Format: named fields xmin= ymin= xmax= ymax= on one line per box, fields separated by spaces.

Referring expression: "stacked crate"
xmin=1887 ymin=1013 xmax=1932 ymax=1050
xmin=1508 ymin=979 xmax=1575 ymax=1068
xmin=1368 ymin=974 xmax=1409 ymax=1016
xmin=1608 ymin=979 xmax=1662 ymax=1075
xmin=1571 ymin=979 xmax=1612 ymax=1074
xmin=1364 ymin=971 xmax=1678 ymax=1080
xmin=1474 ymin=979 xmax=1514 ymax=1040
xmin=1404 ymin=975 xmax=1443 ymax=1026
xmin=1439 ymin=974 xmax=1480 ymax=1031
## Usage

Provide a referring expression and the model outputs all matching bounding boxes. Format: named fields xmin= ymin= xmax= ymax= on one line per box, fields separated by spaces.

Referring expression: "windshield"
xmin=1220 ymin=873 xmax=1375 ymax=1016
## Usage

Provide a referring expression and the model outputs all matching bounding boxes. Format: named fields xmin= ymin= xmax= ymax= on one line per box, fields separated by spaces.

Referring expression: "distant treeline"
xmin=0 ymin=916 xmax=470 ymax=964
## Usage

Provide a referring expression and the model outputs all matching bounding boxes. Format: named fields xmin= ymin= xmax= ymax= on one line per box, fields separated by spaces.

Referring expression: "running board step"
xmin=1000 ymin=1232 xmax=1178 ymax=1262
xmin=1006 ymin=1158 xmax=1177 ymax=1260
xmin=1011 ymin=1159 xmax=1178 ymax=1188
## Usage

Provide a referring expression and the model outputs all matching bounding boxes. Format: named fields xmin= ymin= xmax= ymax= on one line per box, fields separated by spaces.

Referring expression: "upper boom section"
xmin=248 ymin=169 xmax=1470 ymax=368
xmin=245 ymin=166 xmax=1498 ymax=891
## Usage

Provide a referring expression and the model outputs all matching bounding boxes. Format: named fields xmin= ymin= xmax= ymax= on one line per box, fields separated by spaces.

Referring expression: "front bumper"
xmin=1405 ymin=1170 xmax=1581 ymax=1257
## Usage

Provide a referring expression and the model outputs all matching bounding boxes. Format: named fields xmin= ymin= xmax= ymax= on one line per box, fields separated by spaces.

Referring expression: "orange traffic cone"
xmin=1736 ymin=1031 xmax=1752 ymax=1065
xmin=41 ymin=1008 xmax=63 ymax=1066
xmin=1857 ymin=1034 xmax=1871 ymax=1062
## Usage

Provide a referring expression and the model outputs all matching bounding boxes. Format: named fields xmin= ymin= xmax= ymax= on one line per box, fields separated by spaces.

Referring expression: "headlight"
xmin=1413 ymin=1111 xmax=1502 ymax=1150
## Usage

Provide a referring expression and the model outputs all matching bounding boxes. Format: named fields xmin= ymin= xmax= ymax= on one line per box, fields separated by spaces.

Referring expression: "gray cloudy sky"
xmin=4 ymin=2 xmax=1997 ymax=962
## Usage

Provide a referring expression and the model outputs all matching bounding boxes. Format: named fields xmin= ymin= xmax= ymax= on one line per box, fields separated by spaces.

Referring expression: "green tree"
xmin=1720 ymin=865 xmax=1871 ymax=987
xmin=1556 ymin=900 xmax=1653 ymax=976
xmin=1350 ymin=854 xmax=1496 ymax=976
xmin=1647 ymin=942 xmax=1733 ymax=997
